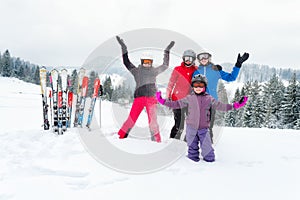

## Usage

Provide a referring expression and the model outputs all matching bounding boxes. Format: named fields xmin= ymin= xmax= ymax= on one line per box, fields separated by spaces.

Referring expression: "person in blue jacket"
xmin=192 ymin=52 xmax=249 ymax=142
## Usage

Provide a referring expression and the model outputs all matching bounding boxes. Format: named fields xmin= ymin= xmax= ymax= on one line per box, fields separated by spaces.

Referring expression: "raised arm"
xmin=116 ymin=36 xmax=136 ymax=71
xmin=154 ymin=41 xmax=175 ymax=75
xmin=211 ymin=96 xmax=248 ymax=111
xmin=212 ymin=52 xmax=249 ymax=82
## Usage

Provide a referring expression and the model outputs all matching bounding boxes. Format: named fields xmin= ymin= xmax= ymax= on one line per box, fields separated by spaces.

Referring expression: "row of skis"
xmin=39 ymin=67 xmax=102 ymax=134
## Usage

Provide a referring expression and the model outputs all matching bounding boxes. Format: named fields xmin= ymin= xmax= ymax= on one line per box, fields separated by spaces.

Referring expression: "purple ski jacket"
xmin=164 ymin=92 xmax=234 ymax=129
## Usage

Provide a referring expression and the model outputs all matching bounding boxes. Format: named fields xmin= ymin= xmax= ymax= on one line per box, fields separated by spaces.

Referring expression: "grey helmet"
xmin=191 ymin=74 xmax=208 ymax=87
xmin=182 ymin=49 xmax=196 ymax=66
xmin=182 ymin=49 xmax=196 ymax=60
xmin=197 ymin=52 xmax=212 ymax=61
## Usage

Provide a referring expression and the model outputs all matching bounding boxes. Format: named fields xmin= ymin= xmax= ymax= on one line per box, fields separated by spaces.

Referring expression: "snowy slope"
xmin=0 ymin=77 xmax=300 ymax=200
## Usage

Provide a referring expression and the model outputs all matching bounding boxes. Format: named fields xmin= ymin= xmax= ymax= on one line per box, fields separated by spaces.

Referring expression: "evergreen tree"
xmin=1 ymin=50 xmax=13 ymax=77
xmin=281 ymin=73 xmax=298 ymax=129
xmin=28 ymin=66 xmax=36 ymax=83
xmin=23 ymin=64 xmax=30 ymax=82
xmin=103 ymin=76 xmax=113 ymax=100
xmin=111 ymin=85 xmax=121 ymax=102
xmin=17 ymin=65 xmax=25 ymax=80
xmin=241 ymin=82 xmax=253 ymax=127
xmin=217 ymin=82 xmax=228 ymax=104
xmin=262 ymin=73 xmax=285 ymax=128
xmin=13 ymin=57 xmax=22 ymax=78
xmin=216 ymin=81 xmax=228 ymax=125
xmin=87 ymin=71 xmax=98 ymax=97
xmin=225 ymin=88 xmax=240 ymax=127
xmin=33 ymin=66 xmax=40 ymax=85
xmin=250 ymin=81 xmax=264 ymax=128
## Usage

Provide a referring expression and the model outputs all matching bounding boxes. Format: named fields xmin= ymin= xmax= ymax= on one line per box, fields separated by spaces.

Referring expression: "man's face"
xmin=183 ymin=56 xmax=194 ymax=66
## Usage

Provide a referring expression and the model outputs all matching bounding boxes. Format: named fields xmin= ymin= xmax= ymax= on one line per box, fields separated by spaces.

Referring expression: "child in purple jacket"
xmin=156 ymin=74 xmax=248 ymax=162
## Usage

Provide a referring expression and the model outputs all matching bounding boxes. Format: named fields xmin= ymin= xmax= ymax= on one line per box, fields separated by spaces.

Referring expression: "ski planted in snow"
xmin=77 ymin=76 xmax=89 ymax=127
xmin=73 ymin=68 xmax=86 ymax=127
xmin=66 ymin=78 xmax=73 ymax=128
xmin=86 ymin=78 xmax=101 ymax=130
xmin=60 ymin=69 xmax=68 ymax=131
xmin=50 ymin=69 xmax=59 ymax=133
xmin=57 ymin=88 xmax=63 ymax=134
xmin=39 ymin=67 xmax=50 ymax=130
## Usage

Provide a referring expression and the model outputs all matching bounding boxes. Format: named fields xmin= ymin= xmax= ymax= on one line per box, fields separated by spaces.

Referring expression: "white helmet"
xmin=141 ymin=52 xmax=154 ymax=61
xmin=197 ymin=52 xmax=212 ymax=61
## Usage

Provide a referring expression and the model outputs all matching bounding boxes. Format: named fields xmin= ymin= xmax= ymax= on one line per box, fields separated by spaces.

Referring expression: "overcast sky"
xmin=0 ymin=0 xmax=299 ymax=69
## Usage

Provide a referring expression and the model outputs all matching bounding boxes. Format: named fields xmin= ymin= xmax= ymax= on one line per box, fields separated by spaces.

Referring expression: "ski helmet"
xmin=182 ymin=49 xmax=196 ymax=66
xmin=140 ymin=52 xmax=154 ymax=66
xmin=141 ymin=52 xmax=154 ymax=61
xmin=182 ymin=49 xmax=196 ymax=60
xmin=197 ymin=52 xmax=212 ymax=61
xmin=191 ymin=74 xmax=208 ymax=87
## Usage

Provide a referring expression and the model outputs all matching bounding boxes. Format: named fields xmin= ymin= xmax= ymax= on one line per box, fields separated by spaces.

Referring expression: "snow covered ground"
xmin=0 ymin=77 xmax=300 ymax=200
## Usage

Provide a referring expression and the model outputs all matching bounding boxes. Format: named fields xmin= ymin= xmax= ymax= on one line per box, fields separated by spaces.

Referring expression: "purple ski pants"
xmin=186 ymin=125 xmax=215 ymax=162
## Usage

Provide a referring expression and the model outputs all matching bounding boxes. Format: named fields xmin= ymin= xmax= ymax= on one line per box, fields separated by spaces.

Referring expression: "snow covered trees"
xmin=1 ymin=50 xmax=13 ymax=77
xmin=0 ymin=49 xmax=40 ymax=84
xmin=281 ymin=73 xmax=299 ymax=129
xmin=225 ymin=73 xmax=300 ymax=130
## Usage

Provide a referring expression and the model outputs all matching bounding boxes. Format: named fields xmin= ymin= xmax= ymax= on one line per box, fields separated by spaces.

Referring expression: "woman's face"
xmin=142 ymin=59 xmax=153 ymax=67
xmin=199 ymin=58 xmax=209 ymax=66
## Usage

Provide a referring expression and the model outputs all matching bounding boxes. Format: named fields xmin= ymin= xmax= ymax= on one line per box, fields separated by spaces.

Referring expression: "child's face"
xmin=193 ymin=82 xmax=206 ymax=94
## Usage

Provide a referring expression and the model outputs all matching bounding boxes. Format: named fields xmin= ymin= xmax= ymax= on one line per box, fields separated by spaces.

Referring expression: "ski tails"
xmin=39 ymin=67 xmax=50 ymax=130
xmin=57 ymin=89 xmax=63 ymax=134
xmin=67 ymin=91 xmax=73 ymax=128
xmin=86 ymin=78 xmax=101 ymax=130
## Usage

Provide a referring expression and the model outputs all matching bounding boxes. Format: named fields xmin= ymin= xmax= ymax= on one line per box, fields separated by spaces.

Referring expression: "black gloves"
xmin=116 ymin=36 xmax=127 ymax=53
xmin=212 ymin=64 xmax=222 ymax=71
xmin=235 ymin=52 xmax=249 ymax=68
xmin=165 ymin=41 xmax=175 ymax=52
xmin=117 ymin=36 xmax=175 ymax=54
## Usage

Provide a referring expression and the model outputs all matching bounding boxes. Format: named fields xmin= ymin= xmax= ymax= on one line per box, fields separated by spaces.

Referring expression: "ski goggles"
xmin=142 ymin=59 xmax=153 ymax=64
xmin=197 ymin=53 xmax=211 ymax=60
xmin=192 ymin=82 xmax=206 ymax=88
xmin=183 ymin=56 xmax=195 ymax=62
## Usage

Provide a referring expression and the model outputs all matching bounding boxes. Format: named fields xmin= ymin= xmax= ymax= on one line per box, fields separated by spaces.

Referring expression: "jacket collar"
xmin=199 ymin=63 xmax=213 ymax=67
xmin=180 ymin=62 xmax=197 ymax=68
xmin=191 ymin=91 xmax=209 ymax=96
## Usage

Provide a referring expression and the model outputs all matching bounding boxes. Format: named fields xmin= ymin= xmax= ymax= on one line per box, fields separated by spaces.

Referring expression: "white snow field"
xmin=0 ymin=77 xmax=300 ymax=200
